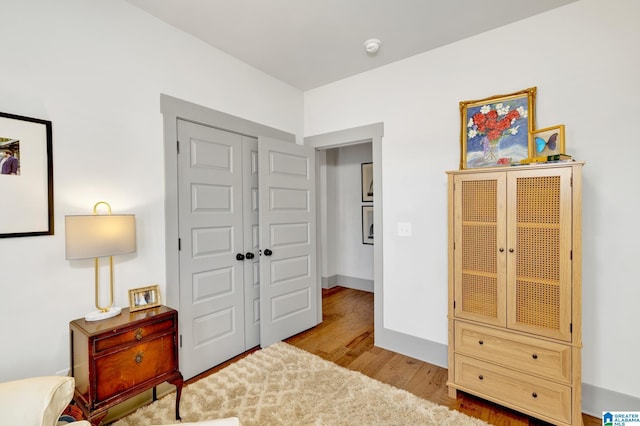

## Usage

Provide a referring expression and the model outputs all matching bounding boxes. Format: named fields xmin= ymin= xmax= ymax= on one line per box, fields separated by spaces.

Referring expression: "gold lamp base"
xmin=85 ymin=306 xmax=122 ymax=322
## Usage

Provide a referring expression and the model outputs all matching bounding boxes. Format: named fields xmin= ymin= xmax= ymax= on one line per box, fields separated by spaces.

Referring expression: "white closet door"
xmin=177 ymin=119 xmax=245 ymax=379
xmin=258 ymin=137 xmax=318 ymax=347
xmin=242 ymin=136 xmax=260 ymax=349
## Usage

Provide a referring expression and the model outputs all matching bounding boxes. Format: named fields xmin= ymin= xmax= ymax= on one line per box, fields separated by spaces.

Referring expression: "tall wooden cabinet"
xmin=446 ymin=162 xmax=584 ymax=426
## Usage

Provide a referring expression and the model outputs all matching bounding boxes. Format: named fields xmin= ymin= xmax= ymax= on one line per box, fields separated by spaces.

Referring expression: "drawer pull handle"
xmin=532 ymin=353 xmax=538 ymax=360
xmin=134 ymin=351 xmax=144 ymax=364
xmin=478 ymin=340 xmax=484 ymax=345
xmin=135 ymin=329 xmax=144 ymax=341
xmin=532 ymin=392 xmax=538 ymax=398
xmin=478 ymin=375 xmax=484 ymax=380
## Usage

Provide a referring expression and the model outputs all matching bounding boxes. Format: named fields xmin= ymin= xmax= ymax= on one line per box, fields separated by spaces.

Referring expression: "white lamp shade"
xmin=65 ymin=214 xmax=136 ymax=260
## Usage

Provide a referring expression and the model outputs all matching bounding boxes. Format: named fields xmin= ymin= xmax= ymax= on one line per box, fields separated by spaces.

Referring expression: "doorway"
xmin=321 ymin=142 xmax=374 ymax=292
xmin=305 ymin=122 xmax=384 ymax=338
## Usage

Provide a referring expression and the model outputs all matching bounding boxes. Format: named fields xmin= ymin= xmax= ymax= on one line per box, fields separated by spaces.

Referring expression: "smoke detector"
xmin=364 ymin=38 xmax=381 ymax=55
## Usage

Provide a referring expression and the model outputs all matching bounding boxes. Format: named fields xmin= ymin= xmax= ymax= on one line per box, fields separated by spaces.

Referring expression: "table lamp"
xmin=65 ymin=201 xmax=136 ymax=321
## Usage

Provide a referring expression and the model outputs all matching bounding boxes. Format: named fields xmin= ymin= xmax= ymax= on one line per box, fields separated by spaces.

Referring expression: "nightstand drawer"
xmin=95 ymin=317 xmax=175 ymax=352
xmin=455 ymin=354 xmax=571 ymax=425
xmin=95 ymin=334 xmax=177 ymax=402
xmin=455 ymin=321 xmax=571 ymax=383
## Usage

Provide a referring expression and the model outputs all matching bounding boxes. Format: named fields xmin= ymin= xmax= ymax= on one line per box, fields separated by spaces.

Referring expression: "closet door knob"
xmin=245 ymin=252 xmax=255 ymax=259
xmin=509 ymin=248 xmax=514 ymax=253
xmin=236 ymin=253 xmax=245 ymax=261
xmin=264 ymin=249 xmax=273 ymax=256
xmin=499 ymin=248 xmax=504 ymax=252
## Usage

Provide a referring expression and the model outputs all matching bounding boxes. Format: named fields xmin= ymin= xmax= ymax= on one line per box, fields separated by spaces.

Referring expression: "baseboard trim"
xmin=582 ymin=383 xmax=640 ymax=417
xmin=375 ymin=327 xmax=448 ymax=368
xmin=322 ymin=275 xmax=373 ymax=292
xmin=321 ymin=275 xmax=338 ymax=289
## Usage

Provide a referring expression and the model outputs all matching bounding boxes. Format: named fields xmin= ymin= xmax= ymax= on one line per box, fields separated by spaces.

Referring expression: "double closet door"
xmin=176 ymin=119 xmax=317 ymax=380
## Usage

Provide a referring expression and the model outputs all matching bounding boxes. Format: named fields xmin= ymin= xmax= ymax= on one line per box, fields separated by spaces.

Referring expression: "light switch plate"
xmin=397 ymin=222 xmax=412 ymax=237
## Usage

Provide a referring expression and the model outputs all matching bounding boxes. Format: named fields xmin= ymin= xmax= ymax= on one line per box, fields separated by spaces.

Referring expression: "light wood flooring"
xmin=191 ymin=286 xmax=600 ymax=426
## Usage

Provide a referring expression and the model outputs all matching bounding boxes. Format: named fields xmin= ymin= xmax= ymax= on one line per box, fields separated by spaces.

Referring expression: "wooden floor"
xmin=192 ymin=286 xmax=600 ymax=426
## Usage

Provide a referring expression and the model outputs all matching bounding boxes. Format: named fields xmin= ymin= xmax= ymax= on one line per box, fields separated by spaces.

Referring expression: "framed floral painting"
xmin=460 ymin=87 xmax=536 ymax=169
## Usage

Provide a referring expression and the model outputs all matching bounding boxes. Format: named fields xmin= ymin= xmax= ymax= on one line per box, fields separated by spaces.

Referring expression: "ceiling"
xmin=125 ymin=0 xmax=576 ymax=91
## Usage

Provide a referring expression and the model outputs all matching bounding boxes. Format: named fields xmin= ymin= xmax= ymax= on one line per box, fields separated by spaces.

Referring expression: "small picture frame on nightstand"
xmin=128 ymin=285 xmax=161 ymax=312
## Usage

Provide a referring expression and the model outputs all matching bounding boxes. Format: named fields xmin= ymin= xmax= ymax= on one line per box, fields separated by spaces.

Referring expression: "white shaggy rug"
xmin=113 ymin=342 xmax=488 ymax=426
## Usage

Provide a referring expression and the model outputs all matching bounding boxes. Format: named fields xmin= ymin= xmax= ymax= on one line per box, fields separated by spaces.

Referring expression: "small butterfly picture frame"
xmin=529 ymin=124 xmax=566 ymax=157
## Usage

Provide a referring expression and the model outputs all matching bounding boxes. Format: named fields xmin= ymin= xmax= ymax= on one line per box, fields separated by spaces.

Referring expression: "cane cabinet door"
xmin=453 ymin=172 xmax=507 ymax=327
xmin=506 ymin=167 xmax=573 ymax=341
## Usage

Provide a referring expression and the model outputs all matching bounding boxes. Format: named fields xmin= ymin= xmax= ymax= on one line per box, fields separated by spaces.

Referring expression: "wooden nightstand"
xmin=70 ymin=306 xmax=183 ymax=426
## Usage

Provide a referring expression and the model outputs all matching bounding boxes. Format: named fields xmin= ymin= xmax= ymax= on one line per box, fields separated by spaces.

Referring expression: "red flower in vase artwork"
xmin=460 ymin=87 xmax=536 ymax=169
xmin=466 ymin=101 xmax=529 ymax=166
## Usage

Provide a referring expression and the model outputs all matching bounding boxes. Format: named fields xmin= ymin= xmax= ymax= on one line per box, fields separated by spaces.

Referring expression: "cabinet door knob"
xmin=134 ymin=329 xmax=144 ymax=341
xmin=478 ymin=375 xmax=484 ymax=380
xmin=499 ymin=248 xmax=504 ymax=252
xmin=532 ymin=392 xmax=538 ymax=398
xmin=245 ymin=252 xmax=255 ymax=259
xmin=134 ymin=351 xmax=144 ymax=364
xmin=236 ymin=253 xmax=245 ymax=261
xmin=263 ymin=249 xmax=273 ymax=256
xmin=478 ymin=340 xmax=484 ymax=345
xmin=509 ymin=248 xmax=514 ymax=253
xmin=532 ymin=353 xmax=538 ymax=360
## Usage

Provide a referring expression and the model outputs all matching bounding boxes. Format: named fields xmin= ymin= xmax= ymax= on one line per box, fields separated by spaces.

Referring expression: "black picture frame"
xmin=361 ymin=162 xmax=373 ymax=202
xmin=362 ymin=205 xmax=373 ymax=245
xmin=0 ymin=111 xmax=53 ymax=238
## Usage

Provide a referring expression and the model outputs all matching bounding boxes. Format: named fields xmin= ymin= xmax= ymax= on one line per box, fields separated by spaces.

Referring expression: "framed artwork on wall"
xmin=460 ymin=87 xmax=536 ymax=169
xmin=530 ymin=124 xmax=566 ymax=157
xmin=0 ymin=111 xmax=53 ymax=238
xmin=362 ymin=205 xmax=373 ymax=245
xmin=361 ymin=162 xmax=373 ymax=202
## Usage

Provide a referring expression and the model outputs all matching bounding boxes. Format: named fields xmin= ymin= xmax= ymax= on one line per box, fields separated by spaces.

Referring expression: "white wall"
xmin=320 ymin=143 xmax=374 ymax=288
xmin=0 ymin=0 xmax=302 ymax=382
xmin=321 ymin=149 xmax=338 ymax=279
xmin=305 ymin=0 xmax=640 ymax=401
xmin=331 ymin=143 xmax=374 ymax=281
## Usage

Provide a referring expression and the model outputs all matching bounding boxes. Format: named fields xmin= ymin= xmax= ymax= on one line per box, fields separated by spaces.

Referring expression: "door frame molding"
xmin=160 ymin=94 xmax=295 ymax=310
xmin=305 ymin=123 xmax=384 ymax=337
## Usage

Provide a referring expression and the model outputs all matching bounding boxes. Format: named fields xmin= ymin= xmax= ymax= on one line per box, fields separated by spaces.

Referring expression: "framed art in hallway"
xmin=362 ymin=205 xmax=373 ymax=245
xmin=0 ymin=111 xmax=53 ymax=238
xmin=361 ymin=162 xmax=373 ymax=202
xmin=460 ymin=87 xmax=536 ymax=169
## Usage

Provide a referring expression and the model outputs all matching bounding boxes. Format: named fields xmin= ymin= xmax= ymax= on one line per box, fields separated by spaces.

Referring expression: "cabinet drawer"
xmin=95 ymin=317 xmax=175 ymax=352
xmin=455 ymin=321 xmax=571 ymax=383
xmin=455 ymin=354 xmax=571 ymax=425
xmin=95 ymin=335 xmax=177 ymax=402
